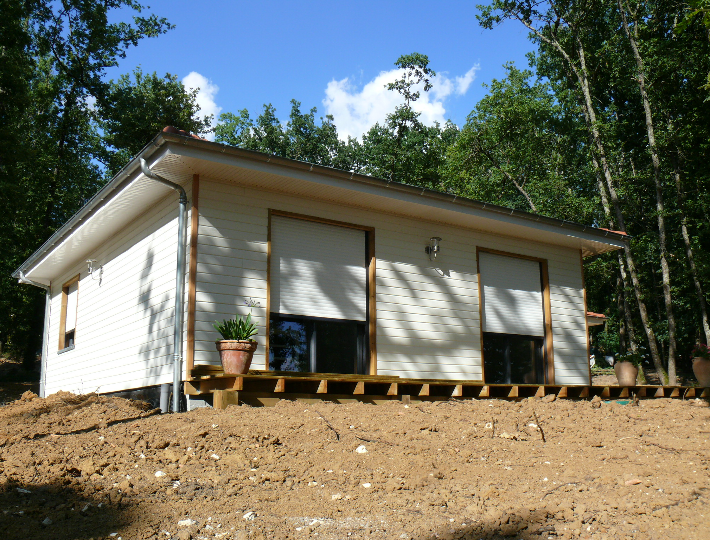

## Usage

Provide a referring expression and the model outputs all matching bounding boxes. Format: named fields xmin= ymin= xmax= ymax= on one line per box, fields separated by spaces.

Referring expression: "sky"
xmin=108 ymin=1 xmax=536 ymax=141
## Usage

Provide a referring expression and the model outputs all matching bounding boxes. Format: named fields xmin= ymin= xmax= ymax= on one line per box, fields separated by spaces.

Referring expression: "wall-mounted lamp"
xmin=87 ymin=259 xmax=103 ymax=283
xmin=425 ymin=237 xmax=442 ymax=261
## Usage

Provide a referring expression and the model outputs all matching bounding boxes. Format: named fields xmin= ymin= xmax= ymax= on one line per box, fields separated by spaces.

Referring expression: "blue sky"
xmin=109 ymin=1 xmax=535 ymax=140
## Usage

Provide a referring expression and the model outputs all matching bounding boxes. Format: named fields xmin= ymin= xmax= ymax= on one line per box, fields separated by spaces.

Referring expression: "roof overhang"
xmin=14 ymin=131 xmax=628 ymax=285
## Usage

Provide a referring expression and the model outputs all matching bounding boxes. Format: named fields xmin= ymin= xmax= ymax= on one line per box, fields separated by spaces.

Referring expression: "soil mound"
xmin=0 ymin=394 xmax=708 ymax=539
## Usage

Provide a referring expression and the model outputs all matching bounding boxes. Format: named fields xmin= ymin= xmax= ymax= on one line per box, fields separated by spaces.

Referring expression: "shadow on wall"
xmin=0 ymin=480 xmax=134 ymax=540
xmin=137 ymin=248 xmax=173 ymax=385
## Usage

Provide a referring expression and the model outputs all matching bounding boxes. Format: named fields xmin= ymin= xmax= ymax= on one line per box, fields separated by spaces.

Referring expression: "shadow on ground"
xmin=0 ymin=479 xmax=135 ymax=540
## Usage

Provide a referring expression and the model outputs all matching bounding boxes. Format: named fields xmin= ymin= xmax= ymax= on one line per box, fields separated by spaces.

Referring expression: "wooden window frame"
xmin=58 ymin=274 xmax=81 ymax=351
xmin=266 ymin=209 xmax=377 ymax=374
xmin=476 ymin=247 xmax=555 ymax=385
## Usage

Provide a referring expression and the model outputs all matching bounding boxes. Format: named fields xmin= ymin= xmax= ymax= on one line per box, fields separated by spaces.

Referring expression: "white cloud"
xmin=323 ymin=64 xmax=479 ymax=141
xmin=182 ymin=71 xmax=222 ymax=140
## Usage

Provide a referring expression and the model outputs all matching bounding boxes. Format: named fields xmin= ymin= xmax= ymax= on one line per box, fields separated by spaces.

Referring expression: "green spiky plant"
xmin=213 ymin=312 xmax=258 ymax=341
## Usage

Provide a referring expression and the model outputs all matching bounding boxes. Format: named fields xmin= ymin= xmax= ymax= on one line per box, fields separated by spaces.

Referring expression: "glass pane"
xmin=314 ymin=319 xmax=363 ymax=374
xmin=269 ymin=318 xmax=309 ymax=372
xmin=483 ymin=333 xmax=544 ymax=384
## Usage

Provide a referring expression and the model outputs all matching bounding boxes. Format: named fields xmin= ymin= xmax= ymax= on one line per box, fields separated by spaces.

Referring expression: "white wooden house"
xmin=14 ymin=127 xmax=626 ymax=406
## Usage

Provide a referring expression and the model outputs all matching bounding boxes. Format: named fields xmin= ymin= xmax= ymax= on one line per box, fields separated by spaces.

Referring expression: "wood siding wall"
xmin=43 ymin=186 xmax=193 ymax=396
xmin=194 ymin=179 xmax=589 ymax=385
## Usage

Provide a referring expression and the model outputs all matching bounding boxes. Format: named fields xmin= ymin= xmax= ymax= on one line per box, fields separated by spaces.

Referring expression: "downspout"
xmin=18 ymin=271 xmax=50 ymax=398
xmin=140 ymin=158 xmax=187 ymax=413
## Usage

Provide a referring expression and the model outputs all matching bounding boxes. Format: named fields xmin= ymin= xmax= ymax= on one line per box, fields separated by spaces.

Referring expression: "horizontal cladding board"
xmin=377 ymin=310 xmax=479 ymax=328
xmin=376 ymin=275 xmax=478 ymax=298
xmin=196 ymin=233 xmax=267 ymax=253
xmin=377 ymin=284 xmax=478 ymax=303
xmin=196 ymin=263 xmax=265 ymax=281
xmin=197 ymin=243 xmax=267 ymax=265
xmin=198 ymin=222 xmax=266 ymax=241
xmin=376 ymin=293 xmax=479 ymax=312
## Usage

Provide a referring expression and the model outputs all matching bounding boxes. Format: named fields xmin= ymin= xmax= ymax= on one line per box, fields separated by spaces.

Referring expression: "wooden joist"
xmin=188 ymin=369 xmax=708 ymax=407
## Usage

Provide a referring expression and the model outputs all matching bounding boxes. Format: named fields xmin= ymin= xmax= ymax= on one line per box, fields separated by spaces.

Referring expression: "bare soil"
xmin=0 ymin=391 xmax=708 ymax=540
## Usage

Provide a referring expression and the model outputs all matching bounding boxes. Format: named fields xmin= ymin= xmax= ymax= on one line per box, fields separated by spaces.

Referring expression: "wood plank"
xmin=452 ymin=384 xmax=463 ymax=397
xmin=184 ymin=381 xmax=201 ymax=395
xmin=419 ymin=384 xmax=430 ymax=397
xmin=654 ymin=387 xmax=665 ymax=398
xmin=557 ymin=387 xmax=568 ymax=398
xmin=233 ymin=377 xmax=244 ymax=391
xmin=274 ymin=378 xmax=285 ymax=392
xmin=508 ymin=386 xmax=519 ymax=398
xmin=479 ymin=385 xmax=490 ymax=398
xmin=387 ymin=383 xmax=398 ymax=396
xmin=213 ymin=390 xmax=239 ymax=409
xmin=535 ymin=386 xmax=545 ymax=398
xmin=317 ymin=380 xmax=327 ymax=393
xmin=354 ymin=381 xmax=365 ymax=395
xmin=186 ymin=174 xmax=199 ymax=376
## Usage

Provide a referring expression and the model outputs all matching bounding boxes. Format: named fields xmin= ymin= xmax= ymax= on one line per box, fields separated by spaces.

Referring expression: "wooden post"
xmin=213 ymin=390 xmax=239 ymax=409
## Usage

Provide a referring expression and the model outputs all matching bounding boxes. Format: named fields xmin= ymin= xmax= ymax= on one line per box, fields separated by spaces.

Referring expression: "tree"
xmin=99 ymin=69 xmax=212 ymax=176
xmin=444 ymin=63 xmax=597 ymax=222
xmin=0 ymin=0 xmax=172 ymax=366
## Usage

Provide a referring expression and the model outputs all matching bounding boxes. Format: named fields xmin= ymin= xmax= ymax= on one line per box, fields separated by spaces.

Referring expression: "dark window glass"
xmin=269 ymin=314 xmax=366 ymax=374
xmin=483 ymin=332 xmax=544 ymax=384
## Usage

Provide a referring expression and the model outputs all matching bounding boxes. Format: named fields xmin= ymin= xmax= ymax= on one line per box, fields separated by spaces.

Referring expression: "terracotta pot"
xmin=216 ymin=340 xmax=257 ymax=375
xmin=692 ymin=357 xmax=710 ymax=388
xmin=614 ymin=361 xmax=638 ymax=386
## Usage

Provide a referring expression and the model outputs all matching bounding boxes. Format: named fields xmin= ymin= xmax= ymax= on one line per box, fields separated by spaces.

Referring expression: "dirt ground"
xmin=0 ymin=391 xmax=708 ymax=540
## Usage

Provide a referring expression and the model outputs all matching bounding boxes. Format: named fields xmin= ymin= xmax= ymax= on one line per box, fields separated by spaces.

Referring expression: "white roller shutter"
xmin=65 ymin=281 xmax=79 ymax=332
xmin=270 ymin=216 xmax=367 ymax=321
xmin=479 ymin=252 xmax=545 ymax=337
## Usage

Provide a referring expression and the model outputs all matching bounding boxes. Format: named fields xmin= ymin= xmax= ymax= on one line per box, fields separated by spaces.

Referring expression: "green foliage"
xmin=213 ymin=313 xmax=258 ymax=342
xmin=0 ymin=0 xmax=172 ymax=366
xmin=98 ymin=69 xmax=212 ymax=176
xmin=443 ymin=63 xmax=597 ymax=221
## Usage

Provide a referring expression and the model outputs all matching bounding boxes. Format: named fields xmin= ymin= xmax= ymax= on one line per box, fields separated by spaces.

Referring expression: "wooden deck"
xmin=186 ymin=366 xmax=710 ymax=409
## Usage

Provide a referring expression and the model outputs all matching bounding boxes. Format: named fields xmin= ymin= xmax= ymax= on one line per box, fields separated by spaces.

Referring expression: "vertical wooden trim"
xmin=367 ymin=230 xmax=377 ymax=375
xmin=58 ymin=274 xmax=80 ymax=350
xmin=265 ymin=209 xmax=272 ymax=369
xmin=186 ymin=174 xmax=199 ymax=377
xmin=475 ymin=247 xmax=486 ymax=383
xmin=540 ymin=260 xmax=555 ymax=385
xmin=580 ymin=250 xmax=592 ymax=385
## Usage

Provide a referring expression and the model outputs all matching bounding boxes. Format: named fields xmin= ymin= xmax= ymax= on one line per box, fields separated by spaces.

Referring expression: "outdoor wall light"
xmin=425 ymin=237 xmax=442 ymax=260
xmin=86 ymin=259 xmax=103 ymax=282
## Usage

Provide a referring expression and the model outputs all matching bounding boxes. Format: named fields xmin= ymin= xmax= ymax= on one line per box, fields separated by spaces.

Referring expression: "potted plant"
xmin=691 ymin=343 xmax=710 ymax=388
xmin=214 ymin=311 xmax=258 ymax=375
xmin=614 ymin=349 xmax=642 ymax=386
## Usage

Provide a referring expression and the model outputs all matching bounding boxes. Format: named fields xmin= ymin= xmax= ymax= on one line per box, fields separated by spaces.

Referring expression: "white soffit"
xmin=167 ymin=144 xmax=625 ymax=257
xmin=24 ymin=150 xmax=191 ymax=283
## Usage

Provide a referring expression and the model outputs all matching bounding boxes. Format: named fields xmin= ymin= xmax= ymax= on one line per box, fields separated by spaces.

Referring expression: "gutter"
xmin=140 ymin=158 xmax=187 ymax=414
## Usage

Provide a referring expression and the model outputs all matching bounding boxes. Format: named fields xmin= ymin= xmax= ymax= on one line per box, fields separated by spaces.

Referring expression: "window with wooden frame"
xmin=267 ymin=211 xmax=376 ymax=375
xmin=58 ymin=275 xmax=80 ymax=351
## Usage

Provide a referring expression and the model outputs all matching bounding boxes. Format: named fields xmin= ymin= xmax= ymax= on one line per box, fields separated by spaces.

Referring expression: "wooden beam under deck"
xmin=186 ymin=369 xmax=710 ymax=409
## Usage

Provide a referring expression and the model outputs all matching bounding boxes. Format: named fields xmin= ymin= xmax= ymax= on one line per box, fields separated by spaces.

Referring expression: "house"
xmin=13 ymin=127 xmax=627 ymax=409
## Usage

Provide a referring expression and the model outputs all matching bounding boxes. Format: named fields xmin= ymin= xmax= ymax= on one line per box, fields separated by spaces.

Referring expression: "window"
xmin=58 ymin=275 xmax=80 ymax=351
xmin=478 ymin=251 xmax=551 ymax=384
xmin=268 ymin=214 xmax=371 ymax=374
xmin=269 ymin=314 xmax=366 ymax=374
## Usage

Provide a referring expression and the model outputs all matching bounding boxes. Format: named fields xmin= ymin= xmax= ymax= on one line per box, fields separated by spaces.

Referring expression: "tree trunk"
xmin=673 ymin=165 xmax=710 ymax=345
xmin=513 ymin=10 xmax=668 ymax=384
xmin=618 ymin=0 xmax=677 ymax=383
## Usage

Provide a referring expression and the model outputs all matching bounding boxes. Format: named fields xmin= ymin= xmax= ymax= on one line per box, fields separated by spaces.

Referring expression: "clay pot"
xmin=614 ymin=361 xmax=638 ymax=387
xmin=692 ymin=357 xmax=710 ymax=388
xmin=216 ymin=340 xmax=258 ymax=375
